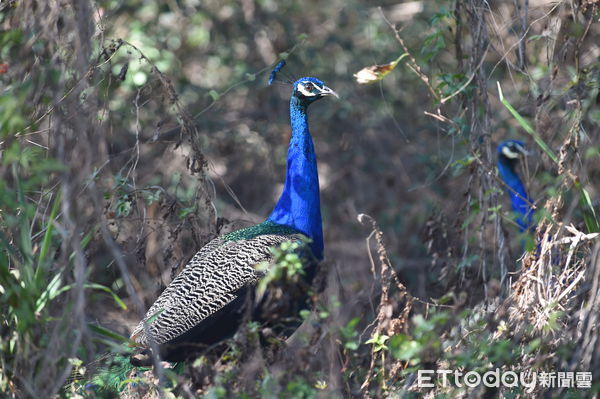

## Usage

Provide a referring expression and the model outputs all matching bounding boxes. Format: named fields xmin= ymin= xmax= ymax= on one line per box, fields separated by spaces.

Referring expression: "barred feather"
xmin=131 ymin=222 xmax=304 ymax=347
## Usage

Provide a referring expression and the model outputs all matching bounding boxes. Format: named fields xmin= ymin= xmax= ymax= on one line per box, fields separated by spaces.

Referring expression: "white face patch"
xmin=297 ymin=81 xmax=320 ymax=97
xmin=502 ymin=145 xmax=520 ymax=159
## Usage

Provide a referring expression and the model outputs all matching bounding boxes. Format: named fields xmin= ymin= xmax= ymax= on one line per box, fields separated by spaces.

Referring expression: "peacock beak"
xmin=319 ymin=85 xmax=339 ymax=99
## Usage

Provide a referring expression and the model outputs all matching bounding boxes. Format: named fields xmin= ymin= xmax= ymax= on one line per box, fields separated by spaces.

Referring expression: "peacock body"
xmin=130 ymin=74 xmax=337 ymax=361
xmin=497 ymin=140 xmax=535 ymax=232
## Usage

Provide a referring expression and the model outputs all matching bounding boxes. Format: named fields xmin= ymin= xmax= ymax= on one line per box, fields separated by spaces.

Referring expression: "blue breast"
xmin=497 ymin=158 xmax=534 ymax=232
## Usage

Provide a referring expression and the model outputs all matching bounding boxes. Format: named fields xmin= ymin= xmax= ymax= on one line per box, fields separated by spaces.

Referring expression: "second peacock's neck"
xmin=267 ymin=97 xmax=324 ymax=259
xmin=498 ymin=157 xmax=534 ymax=232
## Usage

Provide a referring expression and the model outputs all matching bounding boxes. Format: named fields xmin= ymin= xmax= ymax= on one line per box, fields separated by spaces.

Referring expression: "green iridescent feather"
xmin=222 ymin=220 xmax=303 ymax=242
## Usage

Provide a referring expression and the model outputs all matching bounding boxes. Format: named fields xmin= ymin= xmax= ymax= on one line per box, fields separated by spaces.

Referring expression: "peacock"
xmin=83 ymin=65 xmax=338 ymax=393
xmin=134 ymin=72 xmax=337 ymax=353
xmin=497 ymin=140 xmax=535 ymax=232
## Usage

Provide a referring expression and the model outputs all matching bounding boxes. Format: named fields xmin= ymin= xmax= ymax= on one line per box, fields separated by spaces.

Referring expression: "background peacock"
xmin=497 ymin=140 xmax=535 ymax=233
xmin=86 ymin=65 xmax=337 ymax=393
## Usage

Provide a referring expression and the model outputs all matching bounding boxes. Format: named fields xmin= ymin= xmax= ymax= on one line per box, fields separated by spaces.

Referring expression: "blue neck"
xmin=498 ymin=157 xmax=534 ymax=232
xmin=267 ymin=97 xmax=324 ymax=259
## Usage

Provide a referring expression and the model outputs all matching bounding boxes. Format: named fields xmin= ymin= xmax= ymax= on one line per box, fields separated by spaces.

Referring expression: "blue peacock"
xmin=497 ymin=140 xmax=535 ymax=232
xmin=85 ymin=65 xmax=337 ymax=392
xmin=131 ymin=73 xmax=336 ymax=358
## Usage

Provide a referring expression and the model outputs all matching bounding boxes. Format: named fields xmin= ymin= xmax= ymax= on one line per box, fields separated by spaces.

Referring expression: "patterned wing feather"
xmin=131 ymin=237 xmax=223 ymax=332
xmin=131 ymin=233 xmax=301 ymax=346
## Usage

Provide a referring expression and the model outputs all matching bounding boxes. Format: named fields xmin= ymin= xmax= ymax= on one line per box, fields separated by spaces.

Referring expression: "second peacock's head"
xmin=292 ymin=77 xmax=338 ymax=106
xmin=498 ymin=140 xmax=529 ymax=161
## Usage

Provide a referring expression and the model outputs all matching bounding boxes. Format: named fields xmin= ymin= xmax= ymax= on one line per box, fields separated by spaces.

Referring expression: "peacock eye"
xmin=304 ymin=83 xmax=314 ymax=91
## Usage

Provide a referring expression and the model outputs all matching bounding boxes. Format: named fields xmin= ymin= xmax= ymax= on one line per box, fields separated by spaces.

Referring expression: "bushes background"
xmin=0 ymin=0 xmax=599 ymax=397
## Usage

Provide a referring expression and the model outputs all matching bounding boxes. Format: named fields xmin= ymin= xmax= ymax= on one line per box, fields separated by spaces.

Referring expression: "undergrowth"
xmin=1 ymin=1 xmax=599 ymax=398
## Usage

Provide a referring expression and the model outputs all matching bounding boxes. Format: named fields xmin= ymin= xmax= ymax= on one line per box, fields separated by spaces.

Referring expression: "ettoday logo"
xmin=416 ymin=369 xmax=592 ymax=392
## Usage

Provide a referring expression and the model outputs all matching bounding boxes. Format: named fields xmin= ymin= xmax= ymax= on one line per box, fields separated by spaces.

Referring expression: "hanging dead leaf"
xmin=353 ymin=54 xmax=407 ymax=84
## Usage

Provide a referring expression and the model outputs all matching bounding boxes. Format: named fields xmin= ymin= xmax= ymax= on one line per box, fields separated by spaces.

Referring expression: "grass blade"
xmin=497 ymin=82 xmax=559 ymax=164
xmin=88 ymin=324 xmax=132 ymax=344
xmin=85 ymin=283 xmax=128 ymax=310
xmin=579 ymin=186 xmax=599 ymax=233
xmin=36 ymin=191 xmax=61 ymax=278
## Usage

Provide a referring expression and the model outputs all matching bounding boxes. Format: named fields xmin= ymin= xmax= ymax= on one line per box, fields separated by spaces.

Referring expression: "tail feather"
xmin=66 ymin=352 xmax=149 ymax=395
xmin=67 ymin=352 xmax=183 ymax=396
xmin=90 ymin=353 xmax=143 ymax=393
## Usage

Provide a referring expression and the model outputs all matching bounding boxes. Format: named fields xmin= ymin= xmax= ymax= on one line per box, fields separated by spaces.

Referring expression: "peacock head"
xmin=292 ymin=77 xmax=338 ymax=106
xmin=498 ymin=140 xmax=529 ymax=162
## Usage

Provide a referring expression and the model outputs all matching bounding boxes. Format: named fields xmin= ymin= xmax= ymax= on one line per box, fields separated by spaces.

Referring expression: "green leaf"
xmin=578 ymin=186 xmax=599 ymax=233
xmin=389 ymin=334 xmax=422 ymax=361
xmin=524 ymin=234 xmax=536 ymax=252
xmin=366 ymin=332 xmax=389 ymax=352
xmin=345 ymin=341 xmax=359 ymax=350
xmin=340 ymin=317 xmax=360 ymax=339
xmin=85 ymin=283 xmax=128 ymax=310
xmin=145 ymin=308 xmax=165 ymax=324
xmin=36 ymin=191 xmax=61 ymax=277
xmin=208 ymin=90 xmax=220 ymax=101
xmin=88 ymin=324 xmax=132 ymax=343
xmin=527 ymin=34 xmax=545 ymax=42
xmin=299 ymin=309 xmax=311 ymax=320
xmin=35 ymin=273 xmax=70 ymax=313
